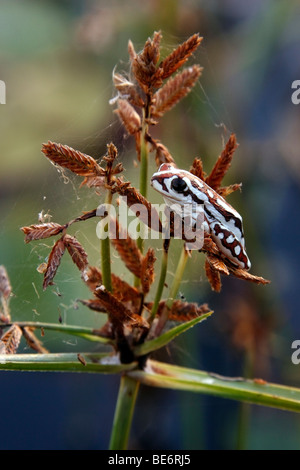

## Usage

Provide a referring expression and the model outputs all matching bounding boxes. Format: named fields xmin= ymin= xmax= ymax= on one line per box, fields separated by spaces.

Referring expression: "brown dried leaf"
xmin=141 ymin=248 xmax=156 ymax=294
xmin=205 ymin=258 xmax=222 ymax=292
xmin=113 ymin=72 xmax=144 ymax=107
xmin=80 ymin=176 xmax=106 ymax=188
xmin=82 ymin=266 xmax=102 ymax=291
xmin=0 ymin=265 xmax=11 ymax=299
xmin=147 ymin=138 xmax=176 ymax=166
xmin=157 ymin=33 xmax=203 ymax=80
xmin=71 ymin=209 xmax=98 ymax=224
xmin=110 ymin=219 xmax=143 ymax=278
xmin=115 ymin=99 xmax=141 ymax=135
xmin=128 ymin=39 xmax=137 ymax=62
xmin=111 ymin=179 xmax=162 ymax=232
xmin=110 ymin=275 xmax=140 ymax=302
xmin=151 ymin=65 xmax=202 ymax=118
xmin=189 ymin=158 xmax=206 ymax=180
xmin=83 ymin=266 xmax=140 ymax=302
xmin=95 ymin=286 xmax=149 ymax=329
xmin=217 ymin=183 xmax=242 ymax=197
xmin=206 ymin=254 xmax=230 ymax=275
xmin=157 ymin=299 xmax=211 ymax=322
xmin=43 ymin=238 xmax=66 ymax=290
xmin=42 ymin=141 xmax=104 ymax=177
xmin=131 ymin=31 xmax=163 ymax=90
xmin=63 ymin=234 xmax=89 ymax=271
xmin=20 ymin=223 xmax=65 ymax=243
xmin=22 ymin=326 xmax=49 ymax=354
xmin=201 ymin=233 xmax=220 ymax=258
xmin=0 ymin=324 xmax=22 ymax=354
xmin=205 ymin=134 xmax=238 ymax=190
xmin=228 ymin=267 xmax=270 ymax=285
xmin=78 ymin=298 xmax=107 ymax=313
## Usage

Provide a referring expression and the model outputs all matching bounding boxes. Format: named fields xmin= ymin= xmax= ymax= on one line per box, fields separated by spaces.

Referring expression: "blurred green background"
xmin=1 ymin=0 xmax=300 ymax=450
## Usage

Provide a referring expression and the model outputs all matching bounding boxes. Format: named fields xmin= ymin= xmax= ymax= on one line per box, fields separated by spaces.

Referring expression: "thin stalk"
xmin=166 ymin=247 xmax=189 ymax=308
xmin=110 ymin=108 xmax=149 ymax=449
xmin=101 ymin=191 xmax=112 ymax=292
xmin=134 ymin=116 xmax=149 ymax=287
xmin=149 ymin=246 xmax=168 ymax=323
xmin=109 ymin=375 xmax=140 ymax=450
xmin=155 ymin=245 xmax=189 ymax=336
xmin=236 ymin=350 xmax=254 ymax=450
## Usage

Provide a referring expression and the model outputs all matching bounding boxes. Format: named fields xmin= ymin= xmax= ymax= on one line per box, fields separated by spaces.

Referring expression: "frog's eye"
xmin=171 ymin=177 xmax=187 ymax=193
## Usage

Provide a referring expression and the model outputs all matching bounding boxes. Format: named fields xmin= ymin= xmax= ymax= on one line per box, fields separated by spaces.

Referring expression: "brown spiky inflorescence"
xmin=1 ymin=32 xmax=269 ymax=362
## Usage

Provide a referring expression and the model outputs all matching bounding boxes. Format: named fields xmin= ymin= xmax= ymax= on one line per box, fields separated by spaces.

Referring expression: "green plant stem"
xmin=101 ymin=191 xmax=112 ymax=292
xmin=155 ymin=246 xmax=189 ymax=336
xmin=236 ymin=350 xmax=254 ymax=450
xmin=135 ymin=118 xmax=149 ymax=287
xmin=109 ymin=375 xmax=140 ymax=450
xmin=150 ymin=248 xmax=168 ymax=322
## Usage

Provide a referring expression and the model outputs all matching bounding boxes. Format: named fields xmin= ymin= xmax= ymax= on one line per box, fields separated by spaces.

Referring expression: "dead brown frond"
xmin=0 ymin=324 xmax=22 ymax=354
xmin=94 ymin=286 xmax=148 ymax=329
xmin=157 ymin=33 xmax=203 ymax=80
xmin=110 ymin=275 xmax=140 ymax=302
xmin=78 ymin=298 xmax=107 ymax=313
xmin=43 ymin=238 xmax=66 ymax=290
xmin=151 ymin=65 xmax=202 ymax=118
xmin=201 ymin=233 xmax=270 ymax=289
xmin=110 ymin=219 xmax=143 ymax=279
xmin=217 ymin=183 xmax=242 ymax=197
xmin=83 ymin=266 xmax=140 ymax=302
xmin=80 ymin=176 xmax=106 ymax=188
xmin=22 ymin=326 xmax=48 ymax=354
xmin=111 ymin=179 xmax=162 ymax=232
xmin=113 ymin=72 xmax=144 ymax=107
xmin=206 ymin=254 xmax=230 ymax=276
xmin=115 ymin=99 xmax=141 ymax=135
xmin=141 ymin=248 xmax=156 ymax=294
xmin=20 ymin=223 xmax=66 ymax=243
xmin=227 ymin=266 xmax=270 ymax=285
xmin=42 ymin=141 xmax=104 ymax=177
xmin=189 ymin=157 xmax=206 ymax=180
xmin=131 ymin=31 xmax=163 ymax=91
xmin=0 ymin=265 xmax=11 ymax=300
xmin=205 ymin=258 xmax=222 ymax=292
xmin=63 ymin=234 xmax=89 ymax=272
xmin=157 ymin=299 xmax=211 ymax=322
xmin=205 ymin=134 xmax=238 ymax=190
xmin=149 ymin=140 xmax=176 ymax=167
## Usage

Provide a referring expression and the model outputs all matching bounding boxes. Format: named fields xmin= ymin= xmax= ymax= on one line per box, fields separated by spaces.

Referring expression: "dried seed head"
xmin=189 ymin=158 xmax=205 ymax=180
xmin=157 ymin=299 xmax=211 ymax=322
xmin=131 ymin=31 xmax=163 ymax=91
xmin=20 ymin=223 xmax=65 ymax=243
xmin=157 ymin=33 xmax=203 ymax=81
xmin=205 ymin=134 xmax=238 ymax=190
xmin=141 ymin=248 xmax=156 ymax=294
xmin=151 ymin=65 xmax=202 ymax=118
xmin=0 ymin=324 xmax=22 ymax=354
xmin=42 ymin=141 xmax=104 ymax=177
xmin=111 ymin=179 xmax=162 ymax=232
xmin=22 ymin=326 xmax=48 ymax=354
xmin=95 ymin=286 xmax=148 ymax=329
xmin=0 ymin=265 xmax=11 ymax=300
xmin=205 ymin=258 xmax=222 ymax=292
xmin=217 ymin=183 xmax=242 ymax=197
xmin=63 ymin=234 xmax=89 ymax=272
xmin=110 ymin=219 xmax=143 ymax=278
xmin=112 ymin=71 xmax=144 ymax=107
xmin=115 ymin=99 xmax=141 ymax=135
xmin=43 ymin=238 xmax=66 ymax=290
